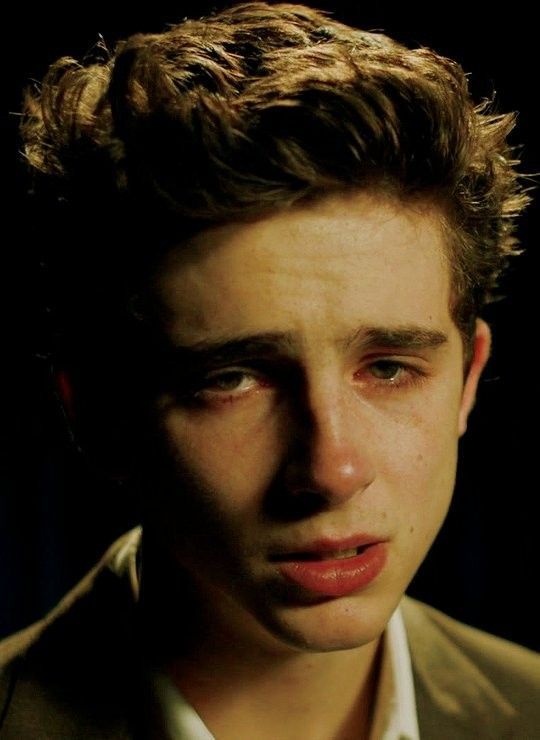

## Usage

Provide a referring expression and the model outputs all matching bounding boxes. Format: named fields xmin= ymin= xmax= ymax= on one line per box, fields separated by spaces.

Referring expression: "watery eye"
xmin=369 ymin=361 xmax=403 ymax=381
xmin=207 ymin=371 xmax=253 ymax=392
xmin=197 ymin=370 xmax=267 ymax=398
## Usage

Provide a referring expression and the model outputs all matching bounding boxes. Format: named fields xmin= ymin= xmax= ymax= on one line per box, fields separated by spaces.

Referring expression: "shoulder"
xmin=402 ymin=596 xmax=539 ymax=681
xmin=0 ymin=527 xmax=141 ymax=668
xmin=401 ymin=595 xmax=540 ymax=739
xmin=0 ymin=528 xmax=142 ymax=738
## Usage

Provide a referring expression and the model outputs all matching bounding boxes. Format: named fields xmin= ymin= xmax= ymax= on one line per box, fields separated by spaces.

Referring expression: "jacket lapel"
xmin=0 ymin=530 xmax=143 ymax=739
xmin=401 ymin=597 xmax=516 ymax=739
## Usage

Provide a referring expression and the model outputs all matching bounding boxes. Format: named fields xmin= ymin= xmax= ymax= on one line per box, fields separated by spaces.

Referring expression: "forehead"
xmin=154 ymin=190 xmax=452 ymax=344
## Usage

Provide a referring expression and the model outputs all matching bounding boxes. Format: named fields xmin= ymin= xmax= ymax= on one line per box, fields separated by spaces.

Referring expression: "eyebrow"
xmin=343 ymin=326 xmax=449 ymax=352
xmin=166 ymin=325 xmax=448 ymax=366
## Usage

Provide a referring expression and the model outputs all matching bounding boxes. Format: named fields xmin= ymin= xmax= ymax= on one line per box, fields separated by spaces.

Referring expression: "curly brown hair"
xmin=21 ymin=2 xmax=530 ymax=350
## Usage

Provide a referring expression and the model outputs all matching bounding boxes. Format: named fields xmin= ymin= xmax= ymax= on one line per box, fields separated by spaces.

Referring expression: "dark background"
xmin=2 ymin=2 xmax=538 ymax=649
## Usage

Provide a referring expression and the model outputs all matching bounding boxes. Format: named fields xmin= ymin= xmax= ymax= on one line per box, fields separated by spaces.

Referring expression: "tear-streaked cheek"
xmin=159 ymin=399 xmax=289 ymax=510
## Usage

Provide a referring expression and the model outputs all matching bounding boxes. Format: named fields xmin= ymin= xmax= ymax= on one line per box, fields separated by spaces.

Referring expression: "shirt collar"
xmin=369 ymin=604 xmax=420 ymax=740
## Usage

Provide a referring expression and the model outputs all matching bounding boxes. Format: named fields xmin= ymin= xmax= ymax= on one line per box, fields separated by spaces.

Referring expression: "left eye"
xmin=368 ymin=360 xmax=405 ymax=381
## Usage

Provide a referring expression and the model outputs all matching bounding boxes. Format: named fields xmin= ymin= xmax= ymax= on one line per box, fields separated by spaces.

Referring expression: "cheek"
xmin=384 ymin=402 xmax=460 ymax=551
xmin=159 ymin=398 xmax=287 ymax=510
xmin=146 ymin=409 xmax=274 ymax=575
xmin=372 ymin=372 xmax=461 ymax=492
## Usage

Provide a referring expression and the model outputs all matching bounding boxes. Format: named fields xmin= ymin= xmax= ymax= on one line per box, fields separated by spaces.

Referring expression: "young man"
xmin=1 ymin=3 xmax=538 ymax=738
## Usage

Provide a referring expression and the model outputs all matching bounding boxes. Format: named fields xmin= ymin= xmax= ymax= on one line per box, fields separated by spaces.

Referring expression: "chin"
xmin=253 ymin=589 xmax=398 ymax=654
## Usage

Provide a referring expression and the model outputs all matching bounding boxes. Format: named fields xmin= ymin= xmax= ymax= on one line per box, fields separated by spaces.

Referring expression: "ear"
xmin=53 ymin=364 xmax=142 ymax=480
xmin=458 ymin=318 xmax=491 ymax=436
xmin=55 ymin=368 xmax=76 ymax=420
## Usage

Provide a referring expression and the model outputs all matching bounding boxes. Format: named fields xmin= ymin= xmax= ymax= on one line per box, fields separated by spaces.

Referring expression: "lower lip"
xmin=276 ymin=543 xmax=388 ymax=598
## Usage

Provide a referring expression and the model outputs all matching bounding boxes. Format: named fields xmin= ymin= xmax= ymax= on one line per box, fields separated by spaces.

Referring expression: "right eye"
xmin=188 ymin=367 xmax=273 ymax=405
xmin=200 ymin=370 xmax=260 ymax=393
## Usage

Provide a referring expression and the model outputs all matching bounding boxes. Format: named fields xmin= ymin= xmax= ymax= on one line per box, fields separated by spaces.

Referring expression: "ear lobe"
xmin=55 ymin=368 xmax=76 ymax=421
xmin=458 ymin=318 xmax=491 ymax=436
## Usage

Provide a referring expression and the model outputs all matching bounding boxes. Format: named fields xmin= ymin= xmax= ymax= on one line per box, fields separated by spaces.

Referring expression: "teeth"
xmin=273 ymin=546 xmax=368 ymax=562
xmin=321 ymin=548 xmax=358 ymax=560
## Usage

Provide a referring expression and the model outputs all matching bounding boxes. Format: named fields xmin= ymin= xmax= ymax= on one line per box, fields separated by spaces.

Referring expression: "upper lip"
xmin=268 ymin=533 xmax=385 ymax=561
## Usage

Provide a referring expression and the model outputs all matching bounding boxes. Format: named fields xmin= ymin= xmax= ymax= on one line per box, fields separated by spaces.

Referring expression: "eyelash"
xmin=193 ymin=369 xmax=269 ymax=400
xmin=181 ymin=359 xmax=427 ymax=407
xmin=356 ymin=359 xmax=427 ymax=390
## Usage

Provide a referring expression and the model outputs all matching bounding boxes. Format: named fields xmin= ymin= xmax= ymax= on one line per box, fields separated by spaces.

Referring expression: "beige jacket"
xmin=1 ymin=529 xmax=538 ymax=739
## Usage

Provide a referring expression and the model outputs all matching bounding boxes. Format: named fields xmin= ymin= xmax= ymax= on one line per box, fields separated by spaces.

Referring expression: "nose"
xmin=284 ymin=378 xmax=376 ymax=507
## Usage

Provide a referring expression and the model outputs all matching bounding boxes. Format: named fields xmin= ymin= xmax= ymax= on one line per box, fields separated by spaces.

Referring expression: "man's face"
xmin=145 ymin=189 xmax=489 ymax=654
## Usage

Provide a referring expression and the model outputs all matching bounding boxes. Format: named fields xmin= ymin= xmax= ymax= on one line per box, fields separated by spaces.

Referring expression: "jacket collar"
xmin=401 ymin=596 xmax=516 ymax=739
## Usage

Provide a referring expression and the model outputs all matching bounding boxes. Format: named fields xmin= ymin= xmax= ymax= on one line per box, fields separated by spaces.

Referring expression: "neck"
xmin=170 ymin=629 xmax=381 ymax=740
